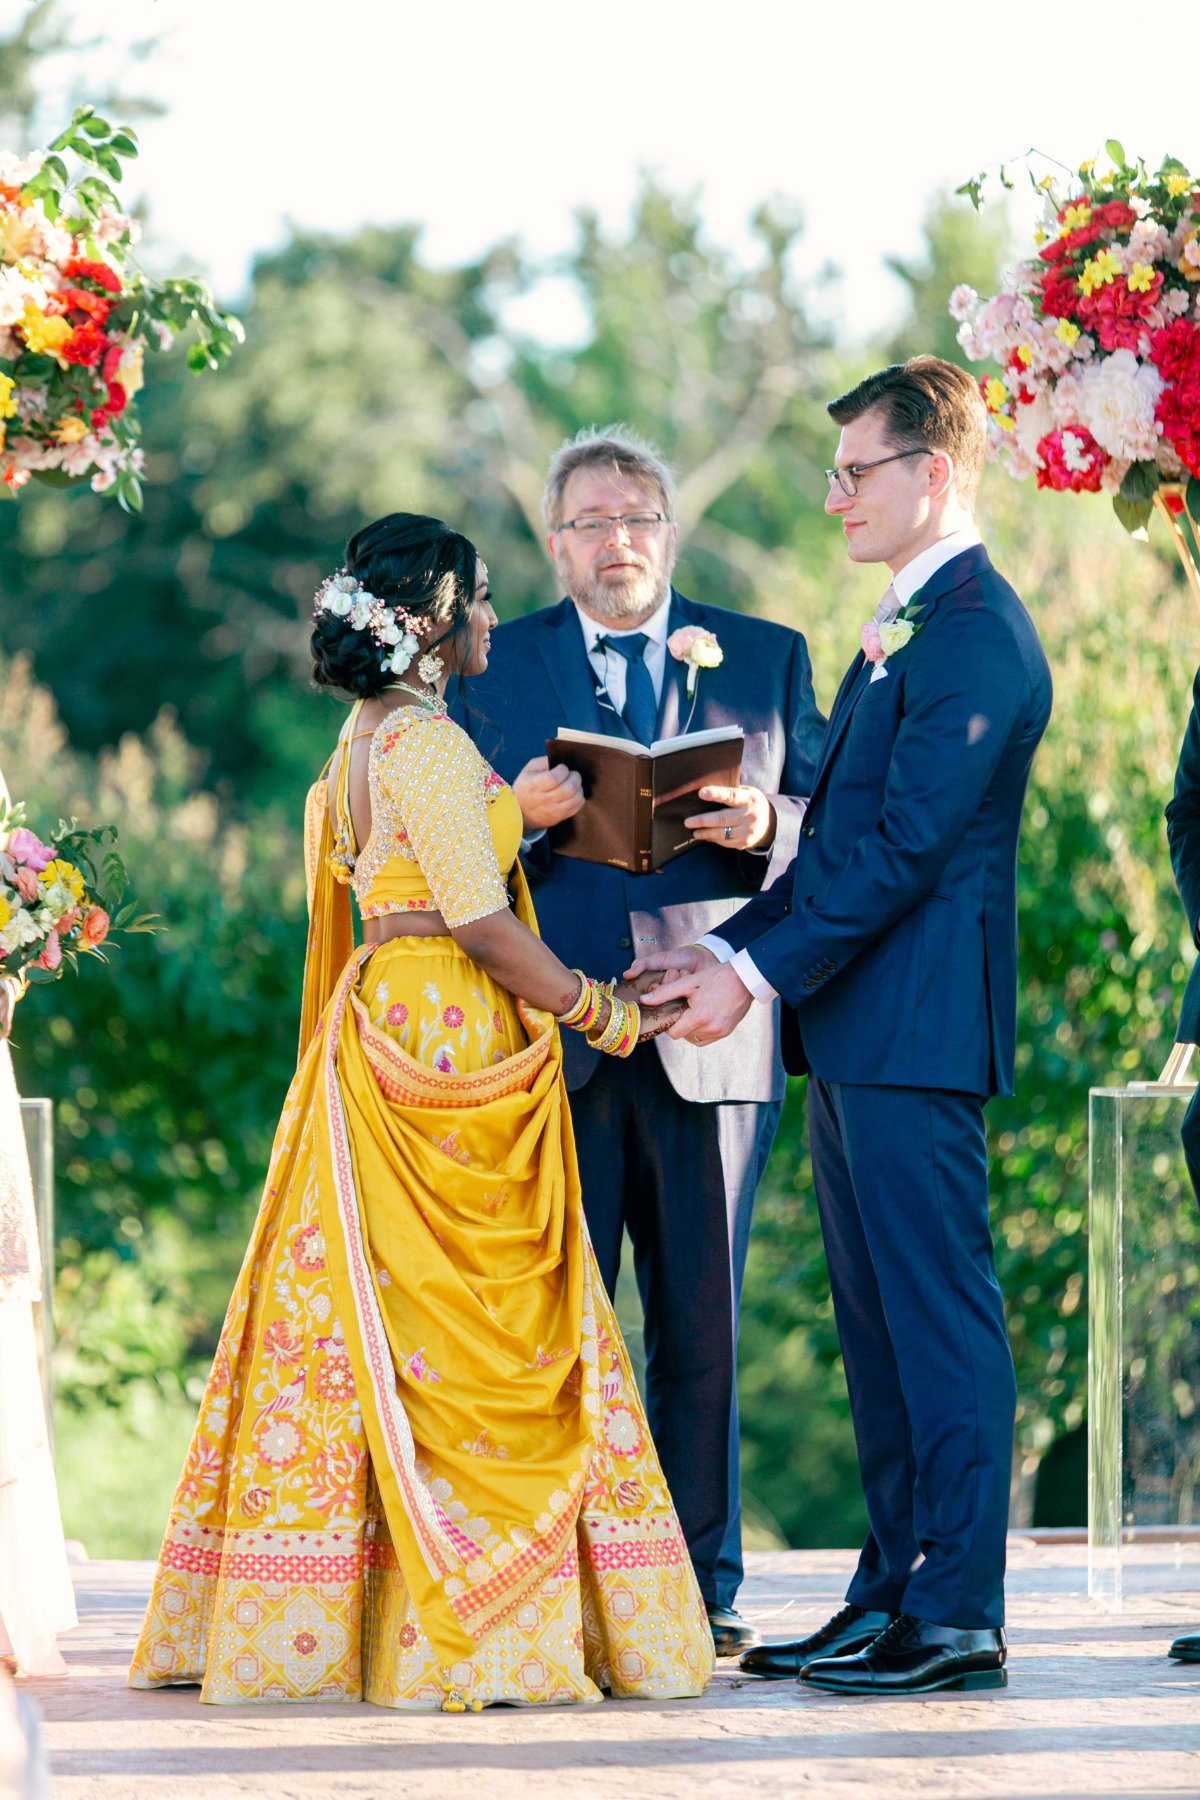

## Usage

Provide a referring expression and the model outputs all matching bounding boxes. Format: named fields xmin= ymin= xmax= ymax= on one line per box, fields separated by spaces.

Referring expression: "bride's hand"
xmin=611 ymin=973 xmax=686 ymax=1043
xmin=0 ymin=982 xmax=13 ymax=1041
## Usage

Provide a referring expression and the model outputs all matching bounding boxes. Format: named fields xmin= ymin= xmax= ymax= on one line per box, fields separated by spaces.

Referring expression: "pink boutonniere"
xmin=860 ymin=598 xmax=926 ymax=671
xmin=668 ymin=625 xmax=724 ymax=698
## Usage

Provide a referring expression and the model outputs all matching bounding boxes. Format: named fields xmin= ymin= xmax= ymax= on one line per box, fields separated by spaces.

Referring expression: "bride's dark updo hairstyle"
xmin=310 ymin=512 xmax=480 ymax=700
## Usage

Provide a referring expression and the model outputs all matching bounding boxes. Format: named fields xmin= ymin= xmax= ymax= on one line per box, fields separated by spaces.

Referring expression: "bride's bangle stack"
xmin=555 ymin=971 xmax=640 ymax=1058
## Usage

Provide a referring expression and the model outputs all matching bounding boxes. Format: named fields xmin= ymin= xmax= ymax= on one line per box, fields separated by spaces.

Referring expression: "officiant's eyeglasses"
xmin=558 ymin=512 xmax=670 ymax=538
xmin=824 ymin=449 xmax=931 ymax=497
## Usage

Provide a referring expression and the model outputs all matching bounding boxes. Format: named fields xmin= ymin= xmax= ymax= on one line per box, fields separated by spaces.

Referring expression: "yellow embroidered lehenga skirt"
xmin=129 ymin=895 xmax=714 ymax=1708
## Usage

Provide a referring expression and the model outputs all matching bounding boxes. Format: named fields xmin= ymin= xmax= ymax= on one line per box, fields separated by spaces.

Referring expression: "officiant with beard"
xmin=460 ymin=429 xmax=824 ymax=1654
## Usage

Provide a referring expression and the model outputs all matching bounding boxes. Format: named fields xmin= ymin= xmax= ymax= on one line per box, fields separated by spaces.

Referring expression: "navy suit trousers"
xmin=808 ymin=1077 xmax=1015 ymax=1629
xmin=570 ymin=1050 xmax=780 ymax=1609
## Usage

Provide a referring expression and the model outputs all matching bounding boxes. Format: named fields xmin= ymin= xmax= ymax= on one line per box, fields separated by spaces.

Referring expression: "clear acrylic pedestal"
xmin=1089 ymin=1072 xmax=1200 ymax=1607
xmin=18 ymin=1097 xmax=54 ymax=1432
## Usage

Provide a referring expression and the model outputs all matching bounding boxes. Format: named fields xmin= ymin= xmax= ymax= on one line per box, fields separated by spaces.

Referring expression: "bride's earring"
xmin=418 ymin=650 xmax=444 ymax=684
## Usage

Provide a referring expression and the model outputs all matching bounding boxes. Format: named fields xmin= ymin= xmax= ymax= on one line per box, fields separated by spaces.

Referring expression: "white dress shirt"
xmin=703 ymin=527 xmax=984 ymax=1003
xmin=573 ymin=593 xmax=672 ymax=721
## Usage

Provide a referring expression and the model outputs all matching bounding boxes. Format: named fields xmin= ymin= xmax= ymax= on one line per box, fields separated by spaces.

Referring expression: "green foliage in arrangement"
xmin=2 ymin=17 xmax=1198 ymax=1552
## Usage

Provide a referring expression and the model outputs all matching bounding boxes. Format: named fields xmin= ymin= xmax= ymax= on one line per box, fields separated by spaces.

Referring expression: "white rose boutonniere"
xmin=877 ymin=618 xmax=915 ymax=657
xmin=861 ymin=597 xmax=927 ymax=676
xmin=668 ymin=625 xmax=724 ymax=698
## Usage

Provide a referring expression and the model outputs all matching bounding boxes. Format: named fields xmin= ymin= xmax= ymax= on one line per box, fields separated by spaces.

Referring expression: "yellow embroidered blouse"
xmin=334 ymin=702 xmax=522 ymax=928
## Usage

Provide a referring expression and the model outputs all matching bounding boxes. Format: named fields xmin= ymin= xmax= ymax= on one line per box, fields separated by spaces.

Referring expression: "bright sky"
xmin=12 ymin=0 xmax=1200 ymax=342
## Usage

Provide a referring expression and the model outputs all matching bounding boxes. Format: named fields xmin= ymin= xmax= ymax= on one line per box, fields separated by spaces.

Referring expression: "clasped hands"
xmin=513 ymin=756 xmax=776 ymax=850
xmin=624 ymin=944 xmax=754 ymax=1047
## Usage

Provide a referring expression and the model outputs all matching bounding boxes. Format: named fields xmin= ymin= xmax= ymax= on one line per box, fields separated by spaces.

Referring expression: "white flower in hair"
xmin=348 ymin=598 xmax=374 ymax=631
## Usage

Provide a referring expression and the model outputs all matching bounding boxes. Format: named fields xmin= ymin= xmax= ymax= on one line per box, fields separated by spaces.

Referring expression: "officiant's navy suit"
xmin=461 ymin=588 xmax=823 ymax=1609
xmin=719 ymin=544 xmax=1052 ymax=1628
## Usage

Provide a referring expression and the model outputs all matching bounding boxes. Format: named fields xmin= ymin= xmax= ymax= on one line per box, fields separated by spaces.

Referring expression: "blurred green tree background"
xmin=2 ymin=11 xmax=1196 ymax=1555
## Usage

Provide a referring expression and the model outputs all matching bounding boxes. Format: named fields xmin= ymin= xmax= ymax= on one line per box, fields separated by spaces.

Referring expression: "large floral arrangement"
xmin=0 ymin=799 xmax=155 ymax=983
xmin=951 ymin=144 xmax=1200 ymax=536
xmin=0 ymin=106 xmax=240 ymax=511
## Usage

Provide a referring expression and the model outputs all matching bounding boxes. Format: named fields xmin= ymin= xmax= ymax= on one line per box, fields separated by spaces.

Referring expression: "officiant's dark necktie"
xmin=596 ymin=632 xmax=657 ymax=746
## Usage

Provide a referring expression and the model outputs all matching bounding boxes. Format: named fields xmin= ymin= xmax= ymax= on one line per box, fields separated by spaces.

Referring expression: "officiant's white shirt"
xmin=703 ymin=527 xmax=982 ymax=1004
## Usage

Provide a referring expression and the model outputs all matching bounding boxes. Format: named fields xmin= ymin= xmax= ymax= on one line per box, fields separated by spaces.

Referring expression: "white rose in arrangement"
xmin=376 ymin=618 xmax=402 ymax=647
xmin=348 ymin=599 xmax=373 ymax=631
xmin=1075 ymin=350 xmax=1162 ymax=462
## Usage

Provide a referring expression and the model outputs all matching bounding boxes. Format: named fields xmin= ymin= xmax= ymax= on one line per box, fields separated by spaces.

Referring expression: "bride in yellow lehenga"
xmin=129 ymin=513 xmax=714 ymax=1711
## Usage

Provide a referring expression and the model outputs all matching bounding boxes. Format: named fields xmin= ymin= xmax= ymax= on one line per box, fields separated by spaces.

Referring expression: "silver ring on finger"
xmin=724 ymin=825 xmax=734 ymax=840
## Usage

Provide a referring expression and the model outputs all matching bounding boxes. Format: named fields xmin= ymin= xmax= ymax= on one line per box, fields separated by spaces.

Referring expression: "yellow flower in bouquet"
xmin=40 ymin=858 xmax=85 ymax=904
xmin=19 ymin=299 xmax=71 ymax=362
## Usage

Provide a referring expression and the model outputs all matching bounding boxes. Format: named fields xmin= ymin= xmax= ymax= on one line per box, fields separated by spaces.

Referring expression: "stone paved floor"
xmin=20 ymin=1541 xmax=1200 ymax=1798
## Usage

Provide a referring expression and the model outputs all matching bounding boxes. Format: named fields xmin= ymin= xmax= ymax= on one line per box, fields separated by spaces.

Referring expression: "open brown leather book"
xmin=545 ymin=725 xmax=744 ymax=874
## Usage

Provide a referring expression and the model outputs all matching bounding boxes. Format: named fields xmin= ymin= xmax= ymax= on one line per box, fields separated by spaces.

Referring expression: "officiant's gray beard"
xmin=556 ymin=553 xmax=673 ymax=624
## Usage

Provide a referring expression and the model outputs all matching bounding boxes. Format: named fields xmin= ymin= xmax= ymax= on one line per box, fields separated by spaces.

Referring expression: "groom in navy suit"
xmin=636 ymin=358 xmax=1052 ymax=1694
xmin=462 ymin=429 xmax=823 ymax=1654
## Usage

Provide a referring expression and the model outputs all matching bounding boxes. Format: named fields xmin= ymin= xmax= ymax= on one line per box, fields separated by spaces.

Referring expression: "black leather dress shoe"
xmin=1169 ymin=1631 xmax=1200 ymax=1662
xmin=707 ymin=1605 xmax=761 ymax=1656
xmin=739 ymin=1604 xmax=895 ymax=1678
xmin=802 ymin=1613 xmax=1007 ymax=1695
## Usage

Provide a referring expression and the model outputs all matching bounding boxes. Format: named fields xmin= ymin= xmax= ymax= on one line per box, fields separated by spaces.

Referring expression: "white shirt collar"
xmin=572 ymin=590 xmax=672 ymax=655
xmin=891 ymin=526 xmax=982 ymax=609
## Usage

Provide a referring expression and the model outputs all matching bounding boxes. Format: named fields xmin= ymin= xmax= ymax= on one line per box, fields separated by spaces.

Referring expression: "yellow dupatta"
xmin=298 ymin=709 xmax=358 ymax=1057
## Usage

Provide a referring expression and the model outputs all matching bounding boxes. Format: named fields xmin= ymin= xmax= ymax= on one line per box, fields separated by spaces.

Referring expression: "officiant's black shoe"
xmin=802 ymin=1614 xmax=1007 ymax=1695
xmin=738 ymin=1604 xmax=895 ymax=1678
xmin=1169 ymin=1631 xmax=1200 ymax=1662
xmin=707 ymin=1605 xmax=761 ymax=1656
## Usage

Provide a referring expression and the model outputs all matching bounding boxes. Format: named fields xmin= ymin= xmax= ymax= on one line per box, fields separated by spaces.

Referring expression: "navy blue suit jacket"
xmin=1166 ymin=665 xmax=1200 ymax=1045
xmin=460 ymin=589 xmax=824 ymax=1100
xmin=718 ymin=546 xmax=1052 ymax=1097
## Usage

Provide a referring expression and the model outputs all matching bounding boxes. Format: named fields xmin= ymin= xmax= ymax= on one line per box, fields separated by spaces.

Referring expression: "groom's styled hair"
xmin=828 ymin=357 xmax=988 ymax=508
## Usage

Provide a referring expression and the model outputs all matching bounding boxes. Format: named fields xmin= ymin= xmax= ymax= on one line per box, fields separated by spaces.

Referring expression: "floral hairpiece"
xmin=313 ymin=570 xmax=427 ymax=677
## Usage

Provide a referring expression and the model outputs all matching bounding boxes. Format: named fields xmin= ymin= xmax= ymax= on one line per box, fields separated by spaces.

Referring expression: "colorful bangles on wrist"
xmin=555 ymin=970 xmax=640 ymax=1057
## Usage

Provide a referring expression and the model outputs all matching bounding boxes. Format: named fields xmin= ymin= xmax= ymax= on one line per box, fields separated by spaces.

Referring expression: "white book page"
xmin=554 ymin=727 xmax=643 ymax=754
xmin=649 ymin=725 xmax=743 ymax=757
xmin=553 ymin=724 xmax=744 ymax=757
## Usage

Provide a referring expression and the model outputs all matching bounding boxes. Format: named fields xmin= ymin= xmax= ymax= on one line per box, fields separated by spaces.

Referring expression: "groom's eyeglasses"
xmin=824 ymin=449 xmax=931 ymax=497
xmin=558 ymin=512 xmax=670 ymax=538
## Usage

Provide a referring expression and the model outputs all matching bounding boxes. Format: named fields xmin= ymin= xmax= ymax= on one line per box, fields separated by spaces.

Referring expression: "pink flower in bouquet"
xmin=861 ymin=620 xmax=886 ymax=664
xmin=13 ymin=866 xmax=38 ymax=902
xmin=57 ymin=906 xmax=80 ymax=934
xmin=35 ymin=929 xmax=61 ymax=971
xmin=80 ymin=906 xmax=109 ymax=947
xmin=8 ymin=826 xmax=55 ymax=871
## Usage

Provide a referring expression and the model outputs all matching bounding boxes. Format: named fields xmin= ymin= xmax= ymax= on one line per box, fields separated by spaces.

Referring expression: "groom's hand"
xmin=639 ymin=960 xmax=754 ymax=1046
xmin=625 ymin=942 xmax=717 ymax=983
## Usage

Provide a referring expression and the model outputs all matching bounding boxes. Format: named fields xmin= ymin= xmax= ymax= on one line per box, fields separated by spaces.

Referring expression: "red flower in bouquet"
xmin=1036 ymin=427 xmax=1108 ymax=493
xmin=1077 ymin=271 xmax=1165 ymax=353
xmin=952 ymin=147 xmax=1200 ymax=532
xmin=1151 ymin=318 xmax=1200 ymax=477
xmin=62 ymin=319 xmax=110 ymax=367
xmin=1040 ymin=272 xmax=1079 ymax=319
xmin=62 ymin=255 xmax=122 ymax=294
xmin=0 ymin=106 xmax=241 ymax=510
